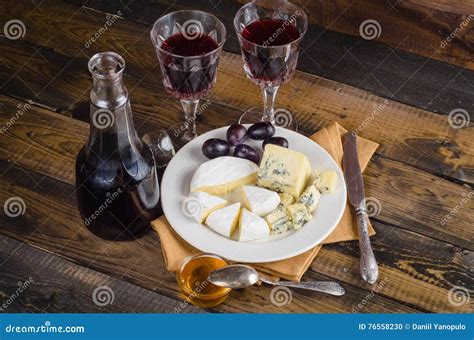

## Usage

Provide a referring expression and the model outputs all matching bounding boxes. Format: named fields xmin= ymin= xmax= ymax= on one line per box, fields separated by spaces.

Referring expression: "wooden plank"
xmin=0 ymin=99 xmax=472 ymax=312
xmin=278 ymin=0 xmax=474 ymax=69
xmin=1 ymin=78 xmax=473 ymax=249
xmin=314 ymin=220 xmax=474 ymax=313
xmin=0 ymin=159 xmax=418 ymax=313
xmin=1 ymin=36 xmax=473 ymax=186
xmin=63 ymin=0 xmax=474 ymax=115
xmin=0 ymin=234 xmax=203 ymax=313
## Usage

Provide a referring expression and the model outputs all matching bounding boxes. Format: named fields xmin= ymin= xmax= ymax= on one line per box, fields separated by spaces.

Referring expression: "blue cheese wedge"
xmin=237 ymin=208 xmax=270 ymax=241
xmin=257 ymin=144 xmax=312 ymax=199
xmin=265 ymin=208 xmax=292 ymax=235
xmin=191 ymin=157 xmax=258 ymax=196
xmin=186 ymin=191 xmax=227 ymax=223
xmin=311 ymin=170 xmax=338 ymax=194
xmin=297 ymin=185 xmax=321 ymax=212
xmin=205 ymin=203 xmax=241 ymax=238
xmin=287 ymin=203 xmax=312 ymax=229
xmin=242 ymin=185 xmax=280 ymax=217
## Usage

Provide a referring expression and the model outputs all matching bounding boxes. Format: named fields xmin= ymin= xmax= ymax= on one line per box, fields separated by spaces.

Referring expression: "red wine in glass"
xmin=160 ymin=33 xmax=219 ymax=99
xmin=241 ymin=18 xmax=301 ymax=85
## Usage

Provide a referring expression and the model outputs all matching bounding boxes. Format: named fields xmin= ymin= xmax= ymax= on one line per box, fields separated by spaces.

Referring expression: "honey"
xmin=176 ymin=254 xmax=231 ymax=308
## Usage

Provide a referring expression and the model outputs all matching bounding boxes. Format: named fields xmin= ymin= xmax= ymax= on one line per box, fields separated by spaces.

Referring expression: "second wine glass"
xmin=234 ymin=1 xmax=307 ymax=130
xmin=150 ymin=11 xmax=226 ymax=142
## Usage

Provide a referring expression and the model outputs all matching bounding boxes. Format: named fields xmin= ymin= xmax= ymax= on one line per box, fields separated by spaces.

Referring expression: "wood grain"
xmin=1 ymin=36 xmax=473 ymax=186
xmin=0 ymin=96 xmax=472 ymax=312
xmin=1 ymin=72 xmax=473 ymax=248
xmin=1 ymin=0 xmax=473 ymax=314
xmin=281 ymin=0 xmax=474 ymax=69
xmin=64 ymin=0 xmax=474 ymax=115
xmin=0 ymin=234 xmax=203 ymax=313
xmin=0 ymin=158 xmax=419 ymax=313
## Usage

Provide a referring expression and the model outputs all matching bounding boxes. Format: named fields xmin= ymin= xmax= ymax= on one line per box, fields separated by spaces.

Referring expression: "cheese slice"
xmin=311 ymin=170 xmax=338 ymax=194
xmin=186 ymin=191 xmax=227 ymax=223
xmin=257 ymin=144 xmax=312 ymax=198
xmin=237 ymin=208 xmax=270 ymax=242
xmin=297 ymin=185 xmax=321 ymax=212
xmin=265 ymin=207 xmax=292 ymax=235
xmin=279 ymin=192 xmax=295 ymax=206
xmin=242 ymin=185 xmax=280 ymax=217
xmin=191 ymin=157 xmax=258 ymax=196
xmin=287 ymin=203 xmax=312 ymax=229
xmin=205 ymin=203 xmax=241 ymax=238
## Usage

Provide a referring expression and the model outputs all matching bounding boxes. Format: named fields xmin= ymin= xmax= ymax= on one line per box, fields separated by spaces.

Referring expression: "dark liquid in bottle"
xmin=160 ymin=33 xmax=219 ymax=98
xmin=75 ymin=131 xmax=160 ymax=241
xmin=241 ymin=18 xmax=301 ymax=83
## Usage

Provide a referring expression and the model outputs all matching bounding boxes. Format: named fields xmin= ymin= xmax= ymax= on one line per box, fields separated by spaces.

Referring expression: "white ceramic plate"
xmin=161 ymin=126 xmax=346 ymax=263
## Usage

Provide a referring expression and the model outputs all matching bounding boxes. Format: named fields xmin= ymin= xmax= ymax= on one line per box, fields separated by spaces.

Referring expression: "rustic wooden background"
xmin=0 ymin=0 xmax=472 ymax=313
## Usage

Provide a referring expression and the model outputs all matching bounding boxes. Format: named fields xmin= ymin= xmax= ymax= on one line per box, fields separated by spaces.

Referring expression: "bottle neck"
xmin=88 ymin=75 xmax=141 ymax=154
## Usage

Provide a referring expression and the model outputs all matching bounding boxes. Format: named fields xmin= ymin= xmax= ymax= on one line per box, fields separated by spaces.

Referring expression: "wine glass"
xmin=150 ymin=11 xmax=226 ymax=142
xmin=233 ymin=1 xmax=307 ymax=130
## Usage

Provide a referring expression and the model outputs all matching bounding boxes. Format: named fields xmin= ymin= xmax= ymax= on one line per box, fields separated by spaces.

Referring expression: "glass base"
xmin=166 ymin=122 xmax=204 ymax=151
xmin=238 ymin=107 xmax=298 ymax=131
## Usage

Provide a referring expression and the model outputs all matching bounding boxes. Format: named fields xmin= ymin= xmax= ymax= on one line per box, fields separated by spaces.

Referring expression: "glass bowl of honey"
xmin=176 ymin=253 xmax=231 ymax=308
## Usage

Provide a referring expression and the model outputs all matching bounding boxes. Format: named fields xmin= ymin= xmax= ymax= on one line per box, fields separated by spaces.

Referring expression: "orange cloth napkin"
xmin=151 ymin=123 xmax=378 ymax=281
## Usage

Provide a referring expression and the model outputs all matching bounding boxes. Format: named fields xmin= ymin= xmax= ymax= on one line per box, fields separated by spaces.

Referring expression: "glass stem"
xmin=261 ymin=85 xmax=279 ymax=124
xmin=180 ymin=99 xmax=199 ymax=141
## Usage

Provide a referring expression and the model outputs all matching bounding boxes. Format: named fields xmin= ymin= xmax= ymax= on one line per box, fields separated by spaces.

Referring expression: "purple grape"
xmin=247 ymin=122 xmax=275 ymax=140
xmin=226 ymin=123 xmax=247 ymax=146
xmin=202 ymin=138 xmax=230 ymax=159
xmin=234 ymin=144 xmax=260 ymax=164
xmin=263 ymin=136 xmax=289 ymax=149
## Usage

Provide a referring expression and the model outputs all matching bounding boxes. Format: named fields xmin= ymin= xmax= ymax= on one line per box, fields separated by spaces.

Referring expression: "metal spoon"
xmin=208 ymin=264 xmax=345 ymax=296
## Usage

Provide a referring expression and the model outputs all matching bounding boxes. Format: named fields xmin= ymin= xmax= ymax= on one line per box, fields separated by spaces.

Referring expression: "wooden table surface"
xmin=0 ymin=0 xmax=472 ymax=313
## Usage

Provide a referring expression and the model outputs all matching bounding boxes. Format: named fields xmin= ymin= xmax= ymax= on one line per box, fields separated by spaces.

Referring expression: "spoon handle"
xmin=264 ymin=279 xmax=346 ymax=296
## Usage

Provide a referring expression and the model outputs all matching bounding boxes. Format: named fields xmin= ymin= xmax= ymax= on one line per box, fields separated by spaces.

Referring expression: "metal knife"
xmin=343 ymin=131 xmax=379 ymax=284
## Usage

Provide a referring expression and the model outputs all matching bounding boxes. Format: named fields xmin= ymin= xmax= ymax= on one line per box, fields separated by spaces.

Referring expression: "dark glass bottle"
xmin=75 ymin=52 xmax=160 ymax=241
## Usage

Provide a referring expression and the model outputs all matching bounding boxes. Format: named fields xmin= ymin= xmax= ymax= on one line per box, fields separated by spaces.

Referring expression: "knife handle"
xmin=355 ymin=208 xmax=379 ymax=284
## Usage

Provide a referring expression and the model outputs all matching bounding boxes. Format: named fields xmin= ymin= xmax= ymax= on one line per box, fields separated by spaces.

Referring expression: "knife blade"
xmin=343 ymin=131 xmax=378 ymax=284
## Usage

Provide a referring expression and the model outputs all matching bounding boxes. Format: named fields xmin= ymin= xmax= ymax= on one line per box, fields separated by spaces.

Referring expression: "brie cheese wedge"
xmin=205 ymin=202 xmax=241 ymax=238
xmin=185 ymin=191 xmax=227 ymax=223
xmin=237 ymin=208 xmax=270 ymax=242
xmin=190 ymin=157 xmax=258 ymax=196
xmin=242 ymin=185 xmax=280 ymax=217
